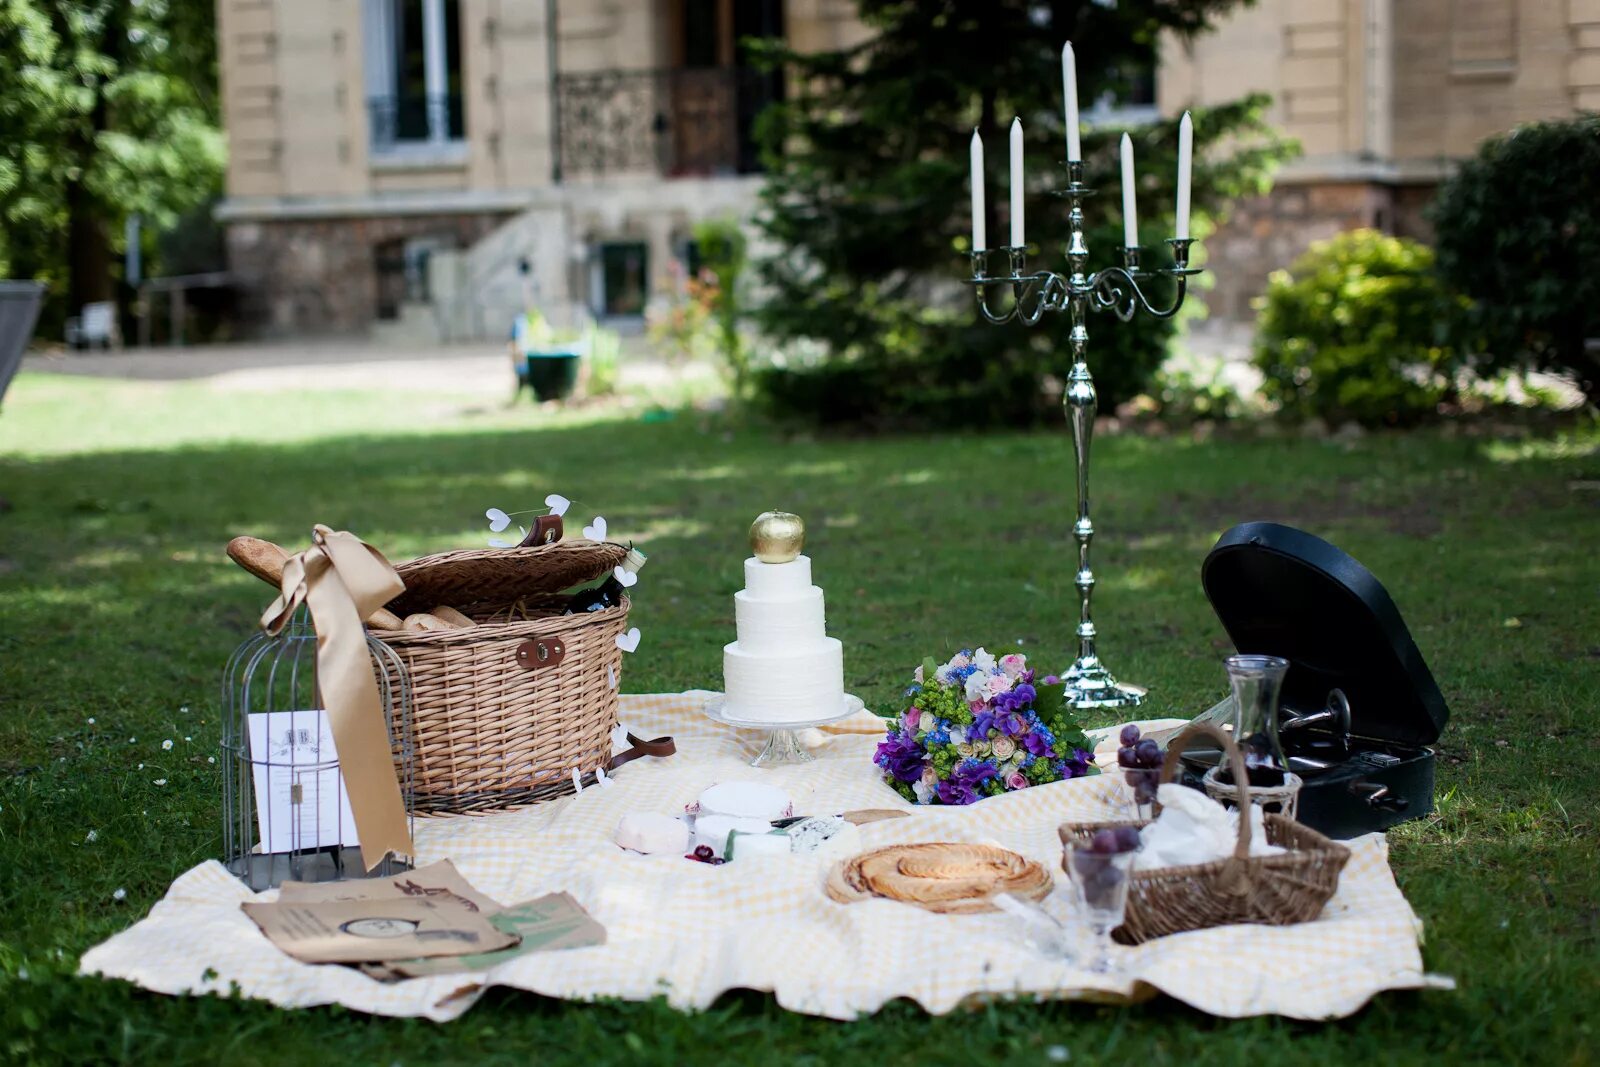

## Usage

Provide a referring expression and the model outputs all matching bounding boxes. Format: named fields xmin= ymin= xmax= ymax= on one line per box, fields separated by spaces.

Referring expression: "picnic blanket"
xmin=80 ymin=692 xmax=1451 ymax=1021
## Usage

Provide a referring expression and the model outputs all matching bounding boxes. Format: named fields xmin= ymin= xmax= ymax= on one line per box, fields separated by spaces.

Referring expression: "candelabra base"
xmin=1061 ymin=662 xmax=1147 ymax=711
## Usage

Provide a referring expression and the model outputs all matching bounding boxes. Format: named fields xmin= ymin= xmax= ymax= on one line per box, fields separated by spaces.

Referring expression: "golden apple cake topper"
xmin=750 ymin=510 xmax=805 ymax=564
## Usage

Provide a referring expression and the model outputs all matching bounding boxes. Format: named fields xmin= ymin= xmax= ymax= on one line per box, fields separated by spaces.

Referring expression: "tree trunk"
xmin=65 ymin=180 xmax=114 ymax=312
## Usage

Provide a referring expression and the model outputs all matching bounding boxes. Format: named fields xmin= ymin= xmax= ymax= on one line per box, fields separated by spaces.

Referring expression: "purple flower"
xmin=874 ymin=733 xmax=926 ymax=783
xmin=936 ymin=777 xmax=980 ymax=805
xmin=1062 ymin=746 xmax=1094 ymax=779
xmin=1041 ymin=674 xmax=1061 ymax=686
xmin=1021 ymin=730 xmax=1055 ymax=757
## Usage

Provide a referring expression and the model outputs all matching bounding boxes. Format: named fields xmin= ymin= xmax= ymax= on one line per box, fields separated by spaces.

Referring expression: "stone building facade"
xmin=1159 ymin=0 xmax=1600 ymax=323
xmin=215 ymin=0 xmax=868 ymax=339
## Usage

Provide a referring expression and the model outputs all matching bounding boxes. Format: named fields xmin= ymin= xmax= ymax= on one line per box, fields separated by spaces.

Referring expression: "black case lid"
xmin=1201 ymin=522 xmax=1449 ymax=747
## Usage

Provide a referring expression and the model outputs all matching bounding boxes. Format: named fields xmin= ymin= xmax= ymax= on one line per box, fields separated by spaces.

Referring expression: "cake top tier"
xmin=743 ymin=554 xmax=814 ymax=599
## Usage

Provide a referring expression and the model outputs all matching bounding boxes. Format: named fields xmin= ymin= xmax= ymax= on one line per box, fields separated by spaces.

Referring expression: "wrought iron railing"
xmin=554 ymin=67 xmax=776 ymax=180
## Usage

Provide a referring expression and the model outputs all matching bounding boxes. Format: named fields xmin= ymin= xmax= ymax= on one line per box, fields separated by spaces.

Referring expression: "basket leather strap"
xmin=607 ymin=732 xmax=676 ymax=772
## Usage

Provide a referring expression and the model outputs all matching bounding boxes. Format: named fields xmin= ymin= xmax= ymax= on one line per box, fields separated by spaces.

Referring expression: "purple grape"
xmin=1090 ymin=828 xmax=1121 ymax=854
xmin=1116 ymin=747 xmax=1137 ymax=768
xmin=1119 ymin=724 xmax=1141 ymax=747
xmin=1134 ymin=738 xmax=1163 ymax=767
xmin=1112 ymin=826 xmax=1142 ymax=852
xmin=1134 ymin=778 xmax=1158 ymax=805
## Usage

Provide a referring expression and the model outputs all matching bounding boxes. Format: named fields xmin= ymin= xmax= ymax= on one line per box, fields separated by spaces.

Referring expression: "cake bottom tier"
xmin=723 ymin=637 xmax=845 ymax=723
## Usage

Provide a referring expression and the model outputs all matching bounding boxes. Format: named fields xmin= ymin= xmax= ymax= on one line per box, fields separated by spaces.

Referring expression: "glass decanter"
xmin=1216 ymin=654 xmax=1291 ymax=788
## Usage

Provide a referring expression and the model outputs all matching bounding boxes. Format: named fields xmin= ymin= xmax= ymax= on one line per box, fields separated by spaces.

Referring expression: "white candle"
xmin=1176 ymin=111 xmax=1193 ymax=240
xmin=1120 ymin=133 xmax=1137 ymax=248
xmin=1062 ymin=42 xmax=1080 ymax=162
xmin=970 ymin=128 xmax=985 ymax=251
xmin=1009 ymin=117 xmax=1025 ymax=247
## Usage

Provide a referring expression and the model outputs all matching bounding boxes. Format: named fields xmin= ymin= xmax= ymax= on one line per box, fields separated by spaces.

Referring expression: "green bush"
xmin=1429 ymin=114 xmax=1600 ymax=404
xmin=1252 ymin=229 xmax=1464 ymax=426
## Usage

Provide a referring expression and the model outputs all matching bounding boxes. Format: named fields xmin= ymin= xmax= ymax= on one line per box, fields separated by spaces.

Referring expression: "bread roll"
xmin=403 ymin=613 xmax=456 ymax=633
xmin=365 ymin=608 xmax=405 ymax=631
xmin=429 ymin=605 xmax=475 ymax=629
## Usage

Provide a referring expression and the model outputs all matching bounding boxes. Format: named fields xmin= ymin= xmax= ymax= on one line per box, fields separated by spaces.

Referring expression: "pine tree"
xmin=750 ymin=0 xmax=1293 ymax=428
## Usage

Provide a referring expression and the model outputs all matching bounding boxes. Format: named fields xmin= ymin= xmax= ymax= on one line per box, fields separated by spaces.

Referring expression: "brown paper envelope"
xmin=243 ymin=897 xmax=518 ymax=964
xmin=275 ymin=859 xmax=502 ymax=915
xmin=377 ymin=892 xmax=607 ymax=979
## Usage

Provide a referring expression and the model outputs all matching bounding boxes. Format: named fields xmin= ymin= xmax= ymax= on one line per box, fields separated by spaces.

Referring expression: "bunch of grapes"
xmin=1116 ymin=724 xmax=1165 ymax=807
xmin=1070 ymin=827 xmax=1142 ymax=909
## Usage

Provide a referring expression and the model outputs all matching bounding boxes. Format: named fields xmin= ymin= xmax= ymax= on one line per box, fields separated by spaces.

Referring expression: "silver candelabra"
xmin=968 ymin=159 xmax=1200 ymax=711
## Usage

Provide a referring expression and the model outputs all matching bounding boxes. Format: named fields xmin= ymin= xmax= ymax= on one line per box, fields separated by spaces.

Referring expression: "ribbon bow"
xmin=262 ymin=525 xmax=413 ymax=871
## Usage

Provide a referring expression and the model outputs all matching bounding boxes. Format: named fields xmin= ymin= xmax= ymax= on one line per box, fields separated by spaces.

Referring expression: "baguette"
xmin=403 ymin=613 xmax=456 ymax=633
xmin=227 ymin=535 xmax=408 ymax=632
xmin=429 ymin=605 xmax=476 ymax=629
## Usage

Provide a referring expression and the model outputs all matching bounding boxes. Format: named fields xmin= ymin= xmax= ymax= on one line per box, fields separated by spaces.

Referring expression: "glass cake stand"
xmin=702 ymin=694 xmax=865 ymax=767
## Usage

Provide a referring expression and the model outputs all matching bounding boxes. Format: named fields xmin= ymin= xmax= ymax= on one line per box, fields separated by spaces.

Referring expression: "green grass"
xmin=1 ymin=369 xmax=1597 ymax=1065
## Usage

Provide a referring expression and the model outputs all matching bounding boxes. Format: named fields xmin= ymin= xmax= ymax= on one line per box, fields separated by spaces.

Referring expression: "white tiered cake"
xmin=723 ymin=553 xmax=846 ymax=723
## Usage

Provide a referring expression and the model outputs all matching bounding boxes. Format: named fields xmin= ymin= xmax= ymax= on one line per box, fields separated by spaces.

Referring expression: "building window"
xmin=1084 ymin=44 xmax=1159 ymax=128
xmin=364 ymin=0 xmax=465 ymax=156
xmin=591 ymin=242 xmax=650 ymax=319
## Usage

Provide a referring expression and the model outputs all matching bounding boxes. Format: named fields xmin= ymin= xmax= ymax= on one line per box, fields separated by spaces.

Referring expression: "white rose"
xmin=965 ymin=672 xmax=990 ymax=703
xmin=972 ymin=648 xmax=997 ymax=673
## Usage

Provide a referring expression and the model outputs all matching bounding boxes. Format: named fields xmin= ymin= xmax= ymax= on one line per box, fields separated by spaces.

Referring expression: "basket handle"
xmin=1158 ymin=719 xmax=1255 ymax=861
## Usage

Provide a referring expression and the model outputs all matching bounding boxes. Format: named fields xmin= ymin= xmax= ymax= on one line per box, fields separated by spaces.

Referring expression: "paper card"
xmin=276 ymin=860 xmax=502 ymax=916
xmin=247 ymin=710 xmax=358 ymax=854
xmin=242 ymin=897 xmax=519 ymax=964
xmin=362 ymin=893 xmax=606 ymax=980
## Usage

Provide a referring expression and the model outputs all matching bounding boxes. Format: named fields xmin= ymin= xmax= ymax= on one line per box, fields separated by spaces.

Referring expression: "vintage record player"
xmin=1179 ymin=522 xmax=1450 ymax=839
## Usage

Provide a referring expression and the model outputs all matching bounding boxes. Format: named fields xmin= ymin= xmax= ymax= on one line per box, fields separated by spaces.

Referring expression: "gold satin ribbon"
xmin=261 ymin=525 xmax=413 ymax=871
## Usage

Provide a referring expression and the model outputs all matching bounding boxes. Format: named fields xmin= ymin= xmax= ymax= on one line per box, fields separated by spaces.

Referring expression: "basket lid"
xmin=1200 ymin=522 xmax=1448 ymax=747
xmin=386 ymin=538 xmax=627 ymax=617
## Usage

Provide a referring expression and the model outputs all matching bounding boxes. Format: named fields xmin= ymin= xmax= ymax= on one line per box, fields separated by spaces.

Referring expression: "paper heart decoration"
xmin=582 ymin=516 xmax=607 ymax=541
xmin=615 ymin=627 xmax=641 ymax=653
xmin=485 ymin=507 xmax=511 ymax=533
xmin=613 ymin=566 xmax=638 ymax=588
xmin=544 ymin=494 xmax=571 ymax=517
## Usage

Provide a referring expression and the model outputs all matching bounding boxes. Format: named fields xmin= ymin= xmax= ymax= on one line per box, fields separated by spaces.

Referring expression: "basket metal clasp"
xmin=515 ymin=638 xmax=566 ymax=671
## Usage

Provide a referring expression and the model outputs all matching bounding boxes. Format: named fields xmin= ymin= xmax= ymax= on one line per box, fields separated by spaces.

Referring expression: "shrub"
xmin=1429 ymin=115 xmax=1600 ymax=404
xmin=1252 ymin=229 xmax=1464 ymax=426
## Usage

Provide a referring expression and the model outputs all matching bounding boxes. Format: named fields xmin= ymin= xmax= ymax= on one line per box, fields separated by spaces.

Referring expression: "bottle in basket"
xmin=563 ymin=547 xmax=646 ymax=614
xmin=1215 ymin=654 xmax=1291 ymax=787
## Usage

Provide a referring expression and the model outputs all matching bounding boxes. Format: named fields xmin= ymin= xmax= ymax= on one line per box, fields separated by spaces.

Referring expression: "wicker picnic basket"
xmin=372 ymin=539 xmax=655 ymax=814
xmin=1059 ymin=721 xmax=1350 ymax=944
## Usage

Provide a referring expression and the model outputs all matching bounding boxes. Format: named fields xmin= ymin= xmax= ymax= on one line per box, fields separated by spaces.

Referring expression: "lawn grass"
xmin=1 ymin=368 xmax=1597 ymax=1065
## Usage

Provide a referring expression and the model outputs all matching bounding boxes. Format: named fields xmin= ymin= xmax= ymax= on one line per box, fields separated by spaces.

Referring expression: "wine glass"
xmin=1064 ymin=834 xmax=1138 ymax=974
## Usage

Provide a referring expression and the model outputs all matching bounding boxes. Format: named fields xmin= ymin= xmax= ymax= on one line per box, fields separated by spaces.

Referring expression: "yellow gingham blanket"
xmin=80 ymin=692 xmax=1451 ymax=1020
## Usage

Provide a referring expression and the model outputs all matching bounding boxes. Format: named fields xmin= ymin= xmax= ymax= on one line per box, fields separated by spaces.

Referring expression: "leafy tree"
xmin=0 ymin=0 xmax=223 ymax=324
xmin=1429 ymin=115 xmax=1600 ymax=405
xmin=749 ymin=0 xmax=1293 ymax=428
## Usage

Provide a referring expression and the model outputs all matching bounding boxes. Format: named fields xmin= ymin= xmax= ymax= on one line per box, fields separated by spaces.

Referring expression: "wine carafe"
xmin=1215 ymin=654 xmax=1290 ymax=787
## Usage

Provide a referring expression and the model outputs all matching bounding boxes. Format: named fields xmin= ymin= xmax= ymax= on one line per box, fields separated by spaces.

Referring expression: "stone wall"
xmin=1200 ymin=179 xmax=1441 ymax=325
xmin=225 ymin=212 xmax=513 ymax=336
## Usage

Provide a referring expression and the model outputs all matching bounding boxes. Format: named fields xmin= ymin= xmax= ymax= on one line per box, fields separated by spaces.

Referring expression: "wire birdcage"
xmin=221 ymin=607 xmax=415 ymax=891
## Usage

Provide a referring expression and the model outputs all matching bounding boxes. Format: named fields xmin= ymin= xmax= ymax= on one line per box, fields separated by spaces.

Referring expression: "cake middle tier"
xmin=723 ymin=637 xmax=845 ymax=723
xmin=733 ymin=587 xmax=827 ymax=652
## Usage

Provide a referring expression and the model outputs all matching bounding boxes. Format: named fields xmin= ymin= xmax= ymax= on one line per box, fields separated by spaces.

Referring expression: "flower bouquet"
xmin=875 ymin=648 xmax=1099 ymax=805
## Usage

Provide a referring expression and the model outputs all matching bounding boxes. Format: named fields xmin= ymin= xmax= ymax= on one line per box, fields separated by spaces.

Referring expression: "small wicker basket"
xmin=373 ymin=539 xmax=641 ymax=814
xmin=1059 ymin=721 xmax=1351 ymax=944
